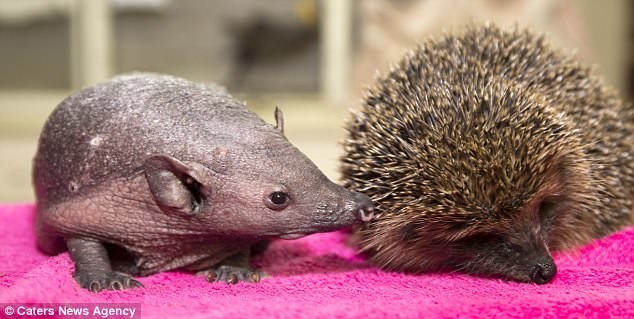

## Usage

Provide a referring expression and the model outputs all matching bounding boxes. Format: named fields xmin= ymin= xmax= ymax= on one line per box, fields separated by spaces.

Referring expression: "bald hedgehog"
xmin=33 ymin=73 xmax=374 ymax=292
xmin=341 ymin=25 xmax=634 ymax=284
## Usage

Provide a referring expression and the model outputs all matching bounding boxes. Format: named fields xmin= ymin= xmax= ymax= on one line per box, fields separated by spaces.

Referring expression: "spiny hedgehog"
xmin=340 ymin=24 xmax=634 ymax=284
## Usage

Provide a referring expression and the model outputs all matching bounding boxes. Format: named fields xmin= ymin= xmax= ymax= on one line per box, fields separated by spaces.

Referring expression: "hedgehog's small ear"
xmin=274 ymin=106 xmax=284 ymax=135
xmin=144 ymin=154 xmax=205 ymax=216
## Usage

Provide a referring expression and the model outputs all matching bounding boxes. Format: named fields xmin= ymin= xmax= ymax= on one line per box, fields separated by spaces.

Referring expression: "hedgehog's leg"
xmin=200 ymin=248 xmax=266 ymax=284
xmin=66 ymin=237 xmax=143 ymax=292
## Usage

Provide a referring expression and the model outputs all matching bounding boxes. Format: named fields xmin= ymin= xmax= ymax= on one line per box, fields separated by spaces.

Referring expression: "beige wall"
xmin=354 ymin=0 xmax=630 ymax=100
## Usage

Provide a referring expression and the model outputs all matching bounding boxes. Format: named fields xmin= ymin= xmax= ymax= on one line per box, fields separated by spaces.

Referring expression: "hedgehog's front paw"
xmin=200 ymin=266 xmax=265 ymax=284
xmin=73 ymin=270 xmax=143 ymax=292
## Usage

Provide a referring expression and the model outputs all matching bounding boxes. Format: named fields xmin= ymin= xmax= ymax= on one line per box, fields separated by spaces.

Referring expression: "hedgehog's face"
xmin=410 ymin=179 xmax=594 ymax=284
xmin=358 ymin=193 xmax=562 ymax=284
xmin=407 ymin=89 xmax=599 ymax=283
xmin=452 ymin=233 xmax=556 ymax=284
xmin=355 ymin=137 xmax=595 ymax=283
xmin=427 ymin=203 xmax=559 ymax=284
xmin=346 ymin=82 xmax=599 ymax=284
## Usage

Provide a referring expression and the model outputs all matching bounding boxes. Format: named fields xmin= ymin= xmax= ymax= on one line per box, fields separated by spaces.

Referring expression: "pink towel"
xmin=1 ymin=203 xmax=633 ymax=318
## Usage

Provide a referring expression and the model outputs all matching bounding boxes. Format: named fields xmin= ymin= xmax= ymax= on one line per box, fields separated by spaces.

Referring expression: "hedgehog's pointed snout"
xmin=529 ymin=257 xmax=557 ymax=284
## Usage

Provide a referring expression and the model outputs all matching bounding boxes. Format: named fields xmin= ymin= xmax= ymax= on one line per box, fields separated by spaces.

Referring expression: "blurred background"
xmin=0 ymin=0 xmax=632 ymax=202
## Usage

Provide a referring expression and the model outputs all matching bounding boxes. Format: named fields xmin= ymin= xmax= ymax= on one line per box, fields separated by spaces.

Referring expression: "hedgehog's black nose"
xmin=530 ymin=258 xmax=557 ymax=284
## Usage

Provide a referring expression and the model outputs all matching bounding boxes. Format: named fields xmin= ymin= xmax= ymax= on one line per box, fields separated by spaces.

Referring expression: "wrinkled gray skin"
xmin=33 ymin=73 xmax=374 ymax=292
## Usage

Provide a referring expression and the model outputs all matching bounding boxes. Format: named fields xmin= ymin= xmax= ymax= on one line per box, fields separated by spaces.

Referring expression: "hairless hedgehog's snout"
xmin=358 ymin=206 xmax=374 ymax=222
xmin=279 ymin=187 xmax=375 ymax=240
xmin=350 ymin=192 xmax=375 ymax=222
xmin=328 ymin=188 xmax=375 ymax=225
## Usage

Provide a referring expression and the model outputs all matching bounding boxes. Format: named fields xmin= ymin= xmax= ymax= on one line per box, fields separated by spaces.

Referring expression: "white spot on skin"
xmin=89 ymin=136 xmax=103 ymax=147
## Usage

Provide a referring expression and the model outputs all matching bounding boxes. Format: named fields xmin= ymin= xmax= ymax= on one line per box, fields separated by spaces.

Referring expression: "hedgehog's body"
xmin=341 ymin=25 xmax=634 ymax=284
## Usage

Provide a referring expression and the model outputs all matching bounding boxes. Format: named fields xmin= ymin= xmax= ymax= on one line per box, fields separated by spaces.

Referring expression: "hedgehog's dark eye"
xmin=537 ymin=198 xmax=558 ymax=223
xmin=267 ymin=191 xmax=290 ymax=210
xmin=458 ymin=232 xmax=504 ymax=247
